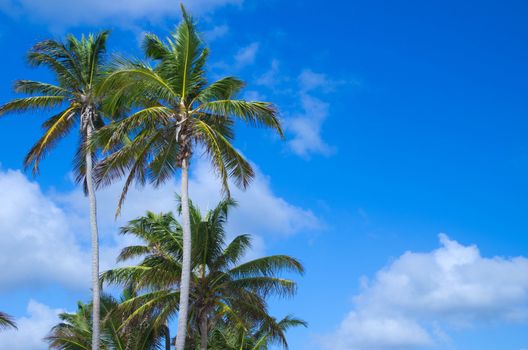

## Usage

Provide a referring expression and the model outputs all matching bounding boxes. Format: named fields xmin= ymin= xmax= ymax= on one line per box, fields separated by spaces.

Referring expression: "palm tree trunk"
xmin=85 ymin=120 xmax=101 ymax=350
xmin=163 ymin=324 xmax=171 ymax=350
xmin=200 ymin=314 xmax=208 ymax=350
xmin=175 ymin=158 xmax=192 ymax=350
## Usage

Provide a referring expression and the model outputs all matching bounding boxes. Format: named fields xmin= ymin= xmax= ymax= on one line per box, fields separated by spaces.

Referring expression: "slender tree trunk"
xmin=85 ymin=119 xmax=101 ymax=350
xmin=164 ymin=324 xmax=171 ymax=350
xmin=200 ymin=314 xmax=208 ymax=350
xmin=175 ymin=158 xmax=192 ymax=350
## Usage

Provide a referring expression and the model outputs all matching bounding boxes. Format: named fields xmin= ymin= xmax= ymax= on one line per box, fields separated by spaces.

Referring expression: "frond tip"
xmin=0 ymin=312 xmax=17 ymax=330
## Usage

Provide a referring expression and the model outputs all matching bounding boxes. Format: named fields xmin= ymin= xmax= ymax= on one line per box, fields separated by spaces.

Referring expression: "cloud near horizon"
xmin=319 ymin=234 xmax=528 ymax=350
xmin=0 ymin=300 xmax=63 ymax=350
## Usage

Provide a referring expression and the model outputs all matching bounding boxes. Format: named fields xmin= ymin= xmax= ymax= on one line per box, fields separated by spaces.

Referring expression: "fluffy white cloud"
xmin=255 ymin=64 xmax=336 ymax=158
xmin=0 ymin=170 xmax=90 ymax=291
xmin=0 ymin=0 xmax=242 ymax=28
xmin=320 ymin=234 xmax=528 ymax=350
xmin=183 ymin=159 xmax=320 ymax=236
xmin=286 ymin=93 xmax=335 ymax=158
xmin=0 ymin=158 xmax=318 ymax=291
xmin=327 ymin=313 xmax=433 ymax=350
xmin=285 ymin=69 xmax=338 ymax=158
xmin=56 ymin=157 xmax=319 ymax=239
xmin=0 ymin=300 xmax=62 ymax=350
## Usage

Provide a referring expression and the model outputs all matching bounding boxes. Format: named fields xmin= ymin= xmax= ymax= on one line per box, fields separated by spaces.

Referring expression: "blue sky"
xmin=1 ymin=0 xmax=528 ymax=349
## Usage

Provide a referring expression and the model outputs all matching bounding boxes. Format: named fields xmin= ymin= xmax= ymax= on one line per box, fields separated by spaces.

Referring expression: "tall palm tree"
xmin=94 ymin=7 xmax=282 ymax=350
xmin=0 ymin=32 xmax=111 ymax=350
xmin=101 ymin=199 xmax=302 ymax=350
xmin=0 ymin=312 xmax=17 ymax=330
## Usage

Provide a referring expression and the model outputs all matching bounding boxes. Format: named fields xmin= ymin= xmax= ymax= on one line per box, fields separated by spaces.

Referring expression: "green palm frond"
xmin=196 ymin=100 xmax=282 ymax=136
xmin=229 ymin=277 xmax=297 ymax=298
xmin=102 ymin=198 xmax=303 ymax=348
xmin=24 ymin=105 xmax=78 ymax=174
xmin=192 ymin=77 xmax=245 ymax=105
xmin=0 ymin=96 xmax=66 ymax=115
xmin=229 ymin=256 xmax=304 ymax=279
xmin=143 ymin=33 xmax=171 ymax=60
xmin=194 ymin=118 xmax=254 ymax=192
xmin=14 ymin=80 xmax=68 ymax=96
xmin=46 ymin=293 xmax=168 ymax=350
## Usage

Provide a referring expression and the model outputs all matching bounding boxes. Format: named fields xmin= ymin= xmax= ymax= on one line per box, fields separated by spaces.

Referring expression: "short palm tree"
xmin=101 ymin=199 xmax=302 ymax=350
xmin=46 ymin=292 xmax=170 ymax=350
xmin=0 ymin=312 xmax=17 ymax=330
xmin=0 ymin=32 xmax=111 ymax=350
xmin=95 ymin=7 xmax=282 ymax=350
xmin=208 ymin=315 xmax=307 ymax=350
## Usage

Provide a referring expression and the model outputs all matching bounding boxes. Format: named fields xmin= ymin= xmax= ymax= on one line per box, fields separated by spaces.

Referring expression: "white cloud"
xmin=257 ymin=59 xmax=282 ymax=87
xmin=56 ymin=157 xmax=318 ymax=239
xmin=183 ymin=159 xmax=320 ymax=236
xmin=0 ymin=170 xmax=91 ymax=291
xmin=327 ymin=313 xmax=433 ymax=350
xmin=203 ymin=24 xmax=229 ymax=41
xmin=256 ymin=66 xmax=336 ymax=158
xmin=234 ymin=42 xmax=260 ymax=68
xmin=320 ymin=234 xmax=528 ymax=350
xmin=0 ymin=300 xmax=62 ymax=350
xmin=285 ymin=93 xmax=335 ymax=158
xmin=0 ymin=157 xmax=318 ymax=291
xmin=0 ymin=0 xmax=242 ymax=28
xmin=299 ymin=69 xmax=338 ymax=93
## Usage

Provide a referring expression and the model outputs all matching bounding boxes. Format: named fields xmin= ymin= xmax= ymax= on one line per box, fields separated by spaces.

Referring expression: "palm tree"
xmin=0 ymin=312 xmax=17 ymax=330
xmin=0 ymin=32 xmax=111 ymax=350
xmin=101 ymin=199 xmax=302 ymax=350
xmin=208 ymin=315 xmax=307 ymax=350
xmin=94 ymin=6 xmax=282 ymax=350
xmin=46 ymin=291 xmax=170 ymax=350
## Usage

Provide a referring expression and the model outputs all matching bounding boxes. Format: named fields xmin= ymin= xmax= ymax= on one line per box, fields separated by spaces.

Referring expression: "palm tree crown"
xmin=0 ymin=31 xmax=109 ymax=179
xmin=208 ymin=315 xmax=307 ymax=350
xmin=101 ymin=199 xmax=303 ymax=350
xmin=46 ymin=292 xmax=170 ymax=350
xmin=94 ymin=6 xmax=282 ymax=212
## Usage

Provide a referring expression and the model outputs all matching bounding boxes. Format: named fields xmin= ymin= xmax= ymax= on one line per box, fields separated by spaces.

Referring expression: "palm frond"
xmin=24 ymin=105 xmax=78 ymax=174
xmin=14 ymin=80 xmax=68 ymax=96
xmin=195 ymin=119 xmax=254 ymax=191
xmin=229 ymin=256 xmax=304 ymax=279
xmin=196 ymin=100 xmax=283 ymax=137
xmin=143 ymin=33 xmax=171 ymax=60
xmin=193 ymin=77 xmax=245 ymax=105
xmin=0 ymin=96 xmax=65 ymax=116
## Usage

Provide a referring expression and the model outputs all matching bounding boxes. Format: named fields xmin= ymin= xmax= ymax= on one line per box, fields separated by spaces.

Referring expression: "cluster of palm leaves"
xmin=47 ymin=199 xmax=305 ymax=350
xmin=0 ymin=5 xmax=298 ymax=350
xmin=46 ymin=291 xmax=170 ymax=350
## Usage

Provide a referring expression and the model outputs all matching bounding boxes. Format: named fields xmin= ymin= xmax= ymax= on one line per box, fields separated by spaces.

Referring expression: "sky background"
xmin=1 ymin=0 xmax=528 ymax=349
